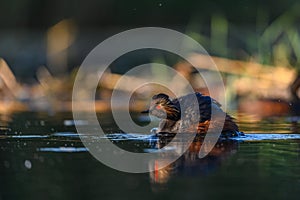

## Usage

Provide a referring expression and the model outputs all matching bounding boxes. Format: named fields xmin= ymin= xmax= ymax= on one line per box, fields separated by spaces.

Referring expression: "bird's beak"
xmin=141 ymin=109 xmax=150 ymax=113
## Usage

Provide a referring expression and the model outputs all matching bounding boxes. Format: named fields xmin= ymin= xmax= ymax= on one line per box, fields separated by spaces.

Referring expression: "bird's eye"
xmin=156 ymin=105 xmax=162 ymax=109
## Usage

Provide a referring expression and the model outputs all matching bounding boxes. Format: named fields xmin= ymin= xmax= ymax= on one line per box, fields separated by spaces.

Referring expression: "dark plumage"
xmin=143 ymin=92 xmax=239 ymax=135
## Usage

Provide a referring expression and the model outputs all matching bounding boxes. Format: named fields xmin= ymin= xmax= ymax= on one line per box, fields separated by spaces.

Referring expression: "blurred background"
xmin=3 ymin=2 xmax=300 ymax=200
xmin=1 ymin=0 xmax=300 ymax=119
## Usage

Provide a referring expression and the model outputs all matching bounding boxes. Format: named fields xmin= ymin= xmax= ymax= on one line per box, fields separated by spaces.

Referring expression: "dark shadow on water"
xmin=148 ymin=134 xmax=239 ymax=192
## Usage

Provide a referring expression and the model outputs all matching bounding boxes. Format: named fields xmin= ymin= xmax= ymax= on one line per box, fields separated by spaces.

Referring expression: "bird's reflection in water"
xmin=148 ymin=134 xmax=239 ymax=191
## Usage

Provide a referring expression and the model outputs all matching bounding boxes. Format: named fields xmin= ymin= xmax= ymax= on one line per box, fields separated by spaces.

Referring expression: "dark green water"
xmin=1 ymin=112 xmax=300 ymax=200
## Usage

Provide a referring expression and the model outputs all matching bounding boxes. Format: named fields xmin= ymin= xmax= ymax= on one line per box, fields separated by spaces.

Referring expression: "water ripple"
xmin=38 ymin=147 xmax=88 ymax=152
xmin=232 ymin=133 xmax=300 ymax=141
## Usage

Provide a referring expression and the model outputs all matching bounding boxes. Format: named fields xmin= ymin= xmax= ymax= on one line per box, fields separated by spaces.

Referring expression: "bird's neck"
xmin=166 ymin=105 xmax=181 ymax=121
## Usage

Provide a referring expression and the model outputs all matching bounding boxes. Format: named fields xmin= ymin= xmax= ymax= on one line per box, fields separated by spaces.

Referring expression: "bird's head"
xmin=142 ymin=93 xmax=180 ymax=121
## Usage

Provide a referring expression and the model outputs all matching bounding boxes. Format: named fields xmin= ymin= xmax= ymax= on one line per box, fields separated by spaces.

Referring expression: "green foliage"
xmin=185 ymin=3 xmax=300 ymax=70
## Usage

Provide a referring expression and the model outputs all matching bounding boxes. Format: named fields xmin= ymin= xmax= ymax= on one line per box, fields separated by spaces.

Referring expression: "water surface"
xmin=1 ymin=112 xmax=300 ymax=200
